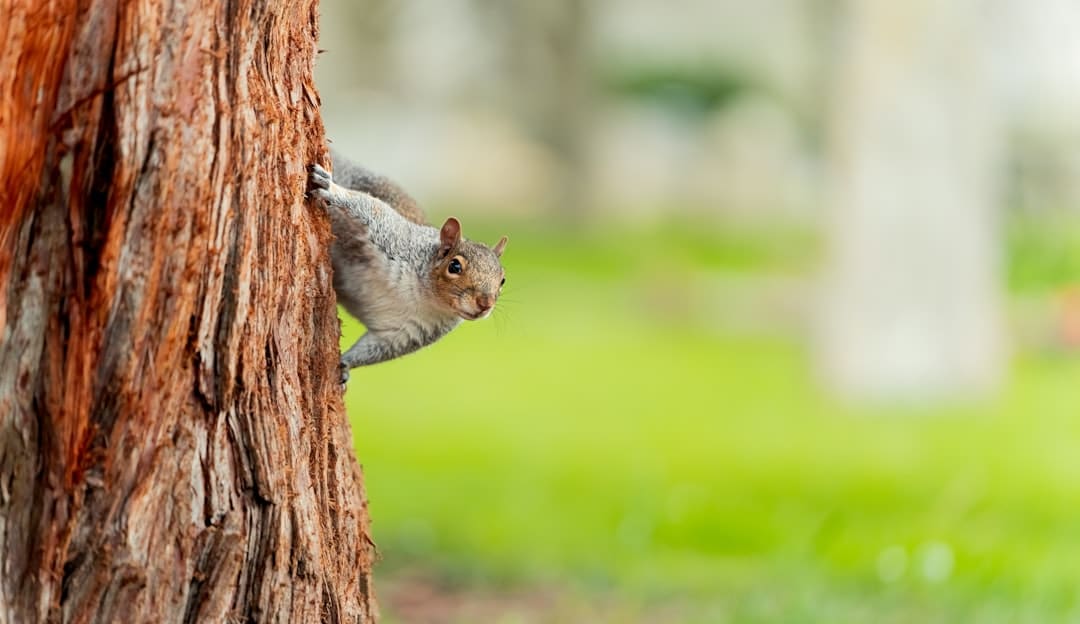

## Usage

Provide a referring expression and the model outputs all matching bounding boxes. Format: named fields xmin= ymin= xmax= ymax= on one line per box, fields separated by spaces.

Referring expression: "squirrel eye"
xmin=448 ymin=258 xmax=463 ymax=275
xmin=500 ymin=277 xmax=506 ymax=286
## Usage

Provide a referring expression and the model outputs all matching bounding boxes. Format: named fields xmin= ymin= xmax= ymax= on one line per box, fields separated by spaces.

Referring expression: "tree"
xmin=818 ymin=0 xmax=1006 ymax=400
xmin=482 ymin=0 xmax=593 ymax=217
xmin=0 ymin=1 xmax=376 ymax=621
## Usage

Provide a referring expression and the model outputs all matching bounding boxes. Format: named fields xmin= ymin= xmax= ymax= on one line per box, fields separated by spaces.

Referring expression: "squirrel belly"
xmin=308 ymin=159 xmax=507 ymax=384
xmin=330 ymin=229 xmax=462 ymax=367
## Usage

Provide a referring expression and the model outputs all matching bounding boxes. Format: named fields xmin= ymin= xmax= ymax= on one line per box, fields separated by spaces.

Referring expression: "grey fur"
xmin=309 ymin=164 xmax=460 ymax=379
xmin=329 ymin=149 xmax=427 ymax=224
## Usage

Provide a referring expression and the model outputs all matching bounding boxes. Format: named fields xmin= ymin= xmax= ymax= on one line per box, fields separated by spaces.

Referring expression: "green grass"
xmin=342 ymin=218 xmax=1080 ymax=622
xmin=1008 ymin=215 xmax=1080 ymax=293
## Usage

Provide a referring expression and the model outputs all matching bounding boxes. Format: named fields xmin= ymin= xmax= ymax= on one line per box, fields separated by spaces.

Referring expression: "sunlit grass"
xmin=341 ymin=219 xmax=1080 ymax=621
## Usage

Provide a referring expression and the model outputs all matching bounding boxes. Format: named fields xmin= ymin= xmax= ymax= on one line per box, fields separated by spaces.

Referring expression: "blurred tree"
xmin=480 ymin=0 xmax=593 ymax=217
xmin=819 ymin=0 xmax=1005 ymax=399
xmin=320 ymin=0 xmax=400 ymax=91
xmin=993 ymin=0 xmax=1080 ymax=217
xmin=0 ymin=1 xmax=375 ymax=621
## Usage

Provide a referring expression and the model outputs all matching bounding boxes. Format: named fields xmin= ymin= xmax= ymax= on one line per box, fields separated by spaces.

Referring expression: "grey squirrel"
xmin=308 ymin=150 xmax=508 ymax=382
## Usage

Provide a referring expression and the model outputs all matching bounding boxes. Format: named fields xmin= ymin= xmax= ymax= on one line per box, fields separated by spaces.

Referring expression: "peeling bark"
xmin=0 ymin=1 xmax=376 ymax=621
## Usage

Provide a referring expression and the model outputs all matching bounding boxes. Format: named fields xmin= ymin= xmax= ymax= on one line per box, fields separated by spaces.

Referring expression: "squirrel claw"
xmin=307 ymin=163 xmax=333 ymax=202
xmin=339 ymin=361 xmax=350 ymax=387
xmin=309 ymin=163 xmax=332 ymax=187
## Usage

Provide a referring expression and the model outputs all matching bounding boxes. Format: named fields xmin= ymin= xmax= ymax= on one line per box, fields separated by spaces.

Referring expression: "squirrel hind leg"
xmin=310 ymin=163 xmax=332 ymax=184
xmin=307 ymin=163 xmax=334 ymax=201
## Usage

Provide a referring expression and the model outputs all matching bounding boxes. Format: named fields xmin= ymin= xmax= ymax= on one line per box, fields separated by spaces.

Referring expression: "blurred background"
xmin=317 ymin=1 xmax=1080 ymax=621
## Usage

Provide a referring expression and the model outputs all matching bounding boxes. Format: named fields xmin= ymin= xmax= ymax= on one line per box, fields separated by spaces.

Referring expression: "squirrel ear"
xmin=439 ymin=217 xmax=461 ymax=254
xmin=493 ymin=235 xmax=508 ymax=258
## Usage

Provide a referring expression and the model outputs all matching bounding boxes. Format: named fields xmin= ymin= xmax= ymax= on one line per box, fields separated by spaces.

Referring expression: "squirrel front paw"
xmin=307 ymin=163 xmax=334 ymax=202
xmin=339 ymin=359 xmax=351 ymax=386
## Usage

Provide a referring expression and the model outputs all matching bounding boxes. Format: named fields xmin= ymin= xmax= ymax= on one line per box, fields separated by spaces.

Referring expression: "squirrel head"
xmin=431 ymin=217 xmax=508 ymax=321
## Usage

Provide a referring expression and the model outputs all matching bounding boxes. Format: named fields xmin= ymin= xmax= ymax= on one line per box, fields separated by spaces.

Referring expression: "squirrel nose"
xmin=476 ymin=294 xmax=494 ymax=310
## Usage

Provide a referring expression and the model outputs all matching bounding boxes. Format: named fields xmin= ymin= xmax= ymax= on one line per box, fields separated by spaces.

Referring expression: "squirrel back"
xmin=330 ymin=148 xmax=428 ymax=226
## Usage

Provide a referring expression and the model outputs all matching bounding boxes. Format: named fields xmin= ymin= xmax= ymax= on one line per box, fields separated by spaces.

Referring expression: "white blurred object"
xmin=818 ymin=0 xmax=1006 ymax=400
xmin=991 ymin=0 xmax=1080 ymax=214
xmin=876 ymin=545 xmax=907 ymax=583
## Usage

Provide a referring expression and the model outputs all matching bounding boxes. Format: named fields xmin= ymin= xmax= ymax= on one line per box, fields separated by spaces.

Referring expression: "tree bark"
xmin=0 ymin=1 xmax=376 ymax=622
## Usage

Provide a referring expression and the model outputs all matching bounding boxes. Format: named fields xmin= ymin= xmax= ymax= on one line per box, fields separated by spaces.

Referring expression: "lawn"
xmin=342 ymin=219 xmax=1080 ymax=623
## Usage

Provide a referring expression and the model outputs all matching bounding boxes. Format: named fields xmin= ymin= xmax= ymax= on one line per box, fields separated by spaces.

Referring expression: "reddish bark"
xmin=0 ymin=0 xmax=376 ymax=621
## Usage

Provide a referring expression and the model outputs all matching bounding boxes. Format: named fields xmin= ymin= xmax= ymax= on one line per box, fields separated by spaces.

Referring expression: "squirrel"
xmin=308 ymin=150 xmax=508 ymax=383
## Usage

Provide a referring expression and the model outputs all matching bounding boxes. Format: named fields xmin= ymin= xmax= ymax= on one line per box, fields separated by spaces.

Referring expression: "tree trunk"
xmin=0 ymin=1 xmax=376 ymax=622
xmin=818 ymin=0 xmax=1005 ymax=400
xmin=490 ymin=0 xmax=592 ymax=217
